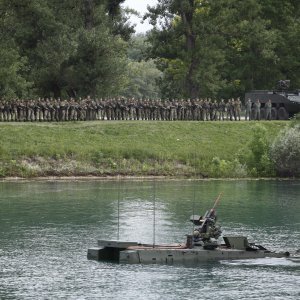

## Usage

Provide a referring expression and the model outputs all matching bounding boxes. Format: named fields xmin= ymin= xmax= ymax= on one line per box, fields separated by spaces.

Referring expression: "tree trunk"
xmin=180 ymin=0 xmax=199 ymax=98
xmin=83 ymin=0 xmax=94 ymax=30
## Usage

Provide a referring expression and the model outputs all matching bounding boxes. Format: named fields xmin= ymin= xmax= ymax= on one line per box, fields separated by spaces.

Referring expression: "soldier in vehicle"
xmin=265 ymin=99 xmax=272 ymax=120
xmin=245 ymin=98 xmax=252 ymax=121
xmin=254 ymin=99 xmax=261 ymax=120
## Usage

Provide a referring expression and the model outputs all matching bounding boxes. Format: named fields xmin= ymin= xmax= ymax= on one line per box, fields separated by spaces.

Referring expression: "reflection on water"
xmin=0 ymin=179 xmax=299 ymax=299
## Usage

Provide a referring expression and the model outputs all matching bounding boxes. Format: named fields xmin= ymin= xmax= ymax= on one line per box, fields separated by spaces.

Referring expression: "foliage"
xmin=238 ymin=124 xmax=275 ymax=177
xmin=0 ymin=42 xmax=32 ymax=98
xmin=127 ymin=33 xmax=151 ymax=61
xmin=270 ymin=125 xmax=300 ymax=177
xmin=290 ymin=112 xmax=300 ymax=127
xmin=145 ymin=0 xmax=300 ymax=98
xmin=122 ymin=34 xmax=162 ymax=99
xmin=0 ymin=0 xmax=132 ymax=98
xmin=123 ymin=60 xmax=162 ymax=99
xmin=210 ymin=157 xmax=247 ymax=178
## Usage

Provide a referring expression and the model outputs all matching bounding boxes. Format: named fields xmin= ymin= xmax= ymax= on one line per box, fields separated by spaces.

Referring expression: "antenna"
xmin=192 ymin=152 xmax=196 ymax=234
xmin=153 ymin=179 xmax=156 ymax=248
xmin=117 ymin=163 xmax=121 ymax=241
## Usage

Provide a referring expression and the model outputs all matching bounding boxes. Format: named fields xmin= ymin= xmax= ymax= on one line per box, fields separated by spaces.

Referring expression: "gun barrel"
xmin=212 ymin=193 xmax=223 ymax=210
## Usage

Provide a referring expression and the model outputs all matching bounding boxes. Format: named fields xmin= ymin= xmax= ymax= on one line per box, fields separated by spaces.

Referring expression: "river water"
xmin=0 ymin=179 xmax=299 ymax=299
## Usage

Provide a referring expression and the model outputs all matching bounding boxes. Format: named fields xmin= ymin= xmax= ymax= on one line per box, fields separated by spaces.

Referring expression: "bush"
xmin=270 ymin=125 xmax=300 ymax=177
xmin=238 ymin=124 xmax=275 ymax=177
xmin=210 ymin=157 xmax=247 ymax=178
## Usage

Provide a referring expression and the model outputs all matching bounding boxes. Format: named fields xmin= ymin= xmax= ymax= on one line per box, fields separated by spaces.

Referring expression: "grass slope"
xmin=0 ymin=121 xmax=287 ymax=178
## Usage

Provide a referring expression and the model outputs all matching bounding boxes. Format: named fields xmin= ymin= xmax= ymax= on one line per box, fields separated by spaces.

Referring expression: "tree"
xmin=145 ymin=0 xmax=300 ymax=99
xmin=0 ymin=0 xmax=133 ymax=98
xmin=123 ymin=60 xmax=162 ymax=99
xmin=0 ymin=42 xmax=32 ymax=98
xmin=238 ymin=124 xmax=275 ymax=177
xmin=270 ymin=125 xmax=300 ymax=177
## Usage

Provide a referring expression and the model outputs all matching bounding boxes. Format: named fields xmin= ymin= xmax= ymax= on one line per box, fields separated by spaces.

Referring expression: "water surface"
xmin=0 ymin=180 xmax=299 ymax=299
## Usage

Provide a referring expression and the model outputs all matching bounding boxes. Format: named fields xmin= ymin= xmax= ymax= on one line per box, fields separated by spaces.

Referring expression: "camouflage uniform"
xmin=245 ymin=99 xmax=252 ymax=121
xmin=235 ymin=98 xmax=241 ymax=121
xmin=254 ymin=99 xmax=261 ymax=120
xmin=0 ymin=100 xmax=4 ymax=121
xmin=265 ymin=99 xmax=272 ymax=120
xmin=219 ymin=99 xmax=225 ymax=121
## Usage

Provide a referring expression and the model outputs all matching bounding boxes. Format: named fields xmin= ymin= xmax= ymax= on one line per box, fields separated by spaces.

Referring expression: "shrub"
xmin=270 ymin=125 xmax=300 ymax=177
xmin=239 ymin=124 xmax=275 ymax=177
xmin=210 ymin=157 xmax=247 ymax=178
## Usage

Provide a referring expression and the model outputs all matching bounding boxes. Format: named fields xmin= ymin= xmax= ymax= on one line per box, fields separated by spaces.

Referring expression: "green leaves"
xmin=145 ymin=0 xmax=300 ymax=98
xmin=270 ymin=124 xmax=300 ymax=177
xmin=0 ymin=42 xmax=32 ymax=98
xmin=0 ymin=0 xmax=131 ymax=98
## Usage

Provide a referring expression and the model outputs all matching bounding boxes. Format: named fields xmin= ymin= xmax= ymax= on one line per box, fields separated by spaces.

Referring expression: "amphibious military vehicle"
xmin=87 ymin=194 xmax=291 ymax=264
xmin=245 ymin=80 xmax=300 ymax=120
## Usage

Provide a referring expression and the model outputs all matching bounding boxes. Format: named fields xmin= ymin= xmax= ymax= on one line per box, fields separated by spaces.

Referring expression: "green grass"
xmin=0 ymin=121 xmax=288 ymax=178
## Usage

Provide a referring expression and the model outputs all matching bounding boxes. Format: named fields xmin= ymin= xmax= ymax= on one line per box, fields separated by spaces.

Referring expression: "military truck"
xmin=245 ymin=80 xmax=300 ymax=120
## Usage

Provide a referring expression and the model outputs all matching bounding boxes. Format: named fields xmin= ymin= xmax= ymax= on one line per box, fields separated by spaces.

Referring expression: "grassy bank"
xmin=0 ymin=121 xmax=287 ymax=178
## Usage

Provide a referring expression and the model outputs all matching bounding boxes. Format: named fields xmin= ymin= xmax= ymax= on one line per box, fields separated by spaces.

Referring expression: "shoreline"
xmin=1 ymin=175 xmax=298 ymax=182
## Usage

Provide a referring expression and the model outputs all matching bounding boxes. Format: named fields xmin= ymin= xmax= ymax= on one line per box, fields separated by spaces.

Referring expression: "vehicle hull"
xmin=87 ymin=240 xmax=289 ymax=264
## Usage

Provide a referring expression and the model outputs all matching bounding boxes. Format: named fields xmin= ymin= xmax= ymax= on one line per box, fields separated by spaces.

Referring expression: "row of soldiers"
xmin=0 ymin=97 xmax=247 ymax=122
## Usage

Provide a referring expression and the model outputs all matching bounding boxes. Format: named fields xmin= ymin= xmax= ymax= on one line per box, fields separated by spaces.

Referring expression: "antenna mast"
xmin=153 ymin=180 xmax=156 ymax=248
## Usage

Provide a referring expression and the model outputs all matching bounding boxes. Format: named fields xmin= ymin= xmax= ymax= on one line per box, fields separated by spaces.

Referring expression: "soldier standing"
xmin=254 ymin=99 xmax=261 ymax=120
xmin=219 ymin=99 xmax=225 ymax=121
xmin=60 ymin=99 xmax=68 ymax=121
xmin=0 ymin=100 xmax=4 ymax=121
xmin=169 ymin=100 xmax=176 ymax=121
xmin=236 ymin=98 xmax=242 ymax=121
xmin=265 ymin=99 xmax=272 ymax=120
xmin=245 ymin=98 xmax=252 ymax=121
xmin=69 ymin=98 xmax=77 ymax=121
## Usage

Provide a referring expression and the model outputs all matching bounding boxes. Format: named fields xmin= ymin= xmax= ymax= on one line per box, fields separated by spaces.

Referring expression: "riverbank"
xmin=0 ymin=121 xmax=288 ymax=178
